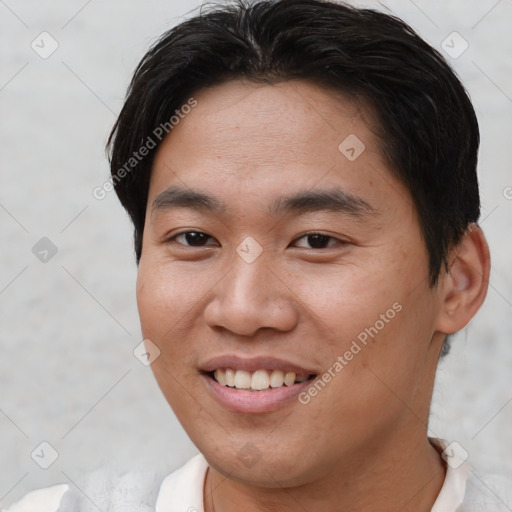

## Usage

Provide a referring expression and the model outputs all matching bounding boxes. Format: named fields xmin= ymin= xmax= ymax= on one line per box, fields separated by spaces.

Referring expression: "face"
xmin=136 ymin=79 xmax=445 ymax=487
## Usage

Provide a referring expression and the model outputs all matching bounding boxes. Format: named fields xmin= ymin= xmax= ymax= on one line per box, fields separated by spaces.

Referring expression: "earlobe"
xmin=435 ymin=224 xmax=491 ymax=334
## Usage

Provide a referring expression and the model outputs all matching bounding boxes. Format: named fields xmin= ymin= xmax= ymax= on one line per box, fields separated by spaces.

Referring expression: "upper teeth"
xmin=213 ymin=368 xmax=309 ymax=391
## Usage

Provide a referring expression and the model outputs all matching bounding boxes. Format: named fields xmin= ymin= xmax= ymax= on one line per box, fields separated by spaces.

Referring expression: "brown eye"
xmin=293 ymin=233 xmax=339 ymax=249
xmin=171 ymin=231 xmax=217 ymax=247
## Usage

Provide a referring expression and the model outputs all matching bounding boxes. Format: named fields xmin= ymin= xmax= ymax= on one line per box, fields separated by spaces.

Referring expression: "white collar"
xmin=430 ymin=438 xmax=473 ymax=511
xmin=155 ymin=453 xmax=209 ymax=512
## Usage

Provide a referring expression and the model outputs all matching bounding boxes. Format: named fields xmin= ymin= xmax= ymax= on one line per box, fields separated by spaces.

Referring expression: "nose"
xmin=203 ymin=251 xmax=299 ymax=337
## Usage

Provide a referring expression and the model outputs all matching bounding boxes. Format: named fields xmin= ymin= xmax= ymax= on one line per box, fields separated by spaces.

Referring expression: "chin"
xmin=198 ymin=436 xmax=322 ymax=488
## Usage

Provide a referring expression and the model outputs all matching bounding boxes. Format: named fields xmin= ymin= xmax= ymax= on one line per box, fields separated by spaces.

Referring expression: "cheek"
xmin=136 ymin=264 xmax=168 ymax=339
xmin=289 ymin=260 xmax=401 ymax=344
xmin=293 ymin=253 xmax=434 ymax=395
xmin=136 ymin=271 xmax=187 ymax=386
xmin=135 ymin=260 xmax=201 ymax=404
xmin=136 ymin=258 xmax=196 ymax=337
xmin=318 ymin=288 xmax=437 ymax=428
xmin=135 ymin=257 xmax=216 ymax=382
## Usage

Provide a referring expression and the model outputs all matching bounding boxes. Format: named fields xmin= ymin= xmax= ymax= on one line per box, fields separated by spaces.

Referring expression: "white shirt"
xmin=4 ymin=439 xmax=511 ymax=512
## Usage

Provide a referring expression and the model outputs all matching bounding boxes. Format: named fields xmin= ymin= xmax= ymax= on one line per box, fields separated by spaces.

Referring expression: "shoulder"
xmin=1 ymin=484 xmax=69 ymax=512
xmin=2 ymin=464 xmax=174 ymax=512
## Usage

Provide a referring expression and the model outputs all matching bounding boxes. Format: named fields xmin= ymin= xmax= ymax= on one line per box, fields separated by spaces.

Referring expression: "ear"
xmin=435 ymin=224 xmax=491 ymax=334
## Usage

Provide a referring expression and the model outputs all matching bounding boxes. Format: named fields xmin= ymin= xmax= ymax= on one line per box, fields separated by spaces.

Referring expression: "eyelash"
xmin=166 ymin=231 xmax=345 ymax=250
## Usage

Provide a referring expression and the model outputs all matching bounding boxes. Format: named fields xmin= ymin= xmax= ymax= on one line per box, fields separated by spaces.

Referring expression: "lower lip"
xmin=201 ymin=373 xmax=315 ymax=414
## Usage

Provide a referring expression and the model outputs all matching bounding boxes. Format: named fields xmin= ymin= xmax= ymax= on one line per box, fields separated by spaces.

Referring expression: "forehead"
xmin=148 ymin=79 xmax=409 ymax=215
xmin=158 ymin=78 xmax=378 ymax=161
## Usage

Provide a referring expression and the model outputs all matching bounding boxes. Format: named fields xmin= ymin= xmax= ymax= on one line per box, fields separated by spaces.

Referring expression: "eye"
xmin=167 ymin=231 xmax=345 ymax=250
xmin=168 ymin=231 xmax=218 ymax=247
xmin=292 ymin=232 xmax=343 ymax=249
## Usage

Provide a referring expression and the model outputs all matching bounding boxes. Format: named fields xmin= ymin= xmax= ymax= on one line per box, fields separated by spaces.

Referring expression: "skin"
xmin=136 ymin=79 xmax=490 ymax=511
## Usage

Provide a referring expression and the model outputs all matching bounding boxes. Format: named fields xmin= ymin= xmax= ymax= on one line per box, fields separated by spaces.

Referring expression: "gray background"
xmin=1 ymin=0 xmax=511 ymax=505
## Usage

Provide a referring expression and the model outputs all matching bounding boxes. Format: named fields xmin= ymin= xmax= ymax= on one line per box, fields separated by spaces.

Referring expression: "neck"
xmin=204 ymin=433 xmax=446 ymax=512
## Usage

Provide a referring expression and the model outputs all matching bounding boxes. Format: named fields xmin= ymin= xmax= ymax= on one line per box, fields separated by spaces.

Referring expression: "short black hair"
xmin=107 ymin=0 xmax=480 ymax=290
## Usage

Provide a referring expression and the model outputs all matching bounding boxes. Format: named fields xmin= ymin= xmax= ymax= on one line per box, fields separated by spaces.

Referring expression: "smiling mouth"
xmin=207 ymin=368 xmax=317 ymax=392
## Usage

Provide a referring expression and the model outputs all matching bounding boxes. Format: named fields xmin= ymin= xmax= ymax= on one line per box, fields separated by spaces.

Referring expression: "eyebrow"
xmin=151 ymin=186 xmax=376 ymax=218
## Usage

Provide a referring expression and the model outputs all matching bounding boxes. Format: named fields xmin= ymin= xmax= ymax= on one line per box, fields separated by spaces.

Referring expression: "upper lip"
xmin=199 ymin=355 xmax=318 ymax=375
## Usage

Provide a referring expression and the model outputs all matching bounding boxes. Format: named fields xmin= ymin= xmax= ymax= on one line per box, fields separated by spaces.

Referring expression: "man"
xmin=5 ymin=0 xmax=511 ymax=510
